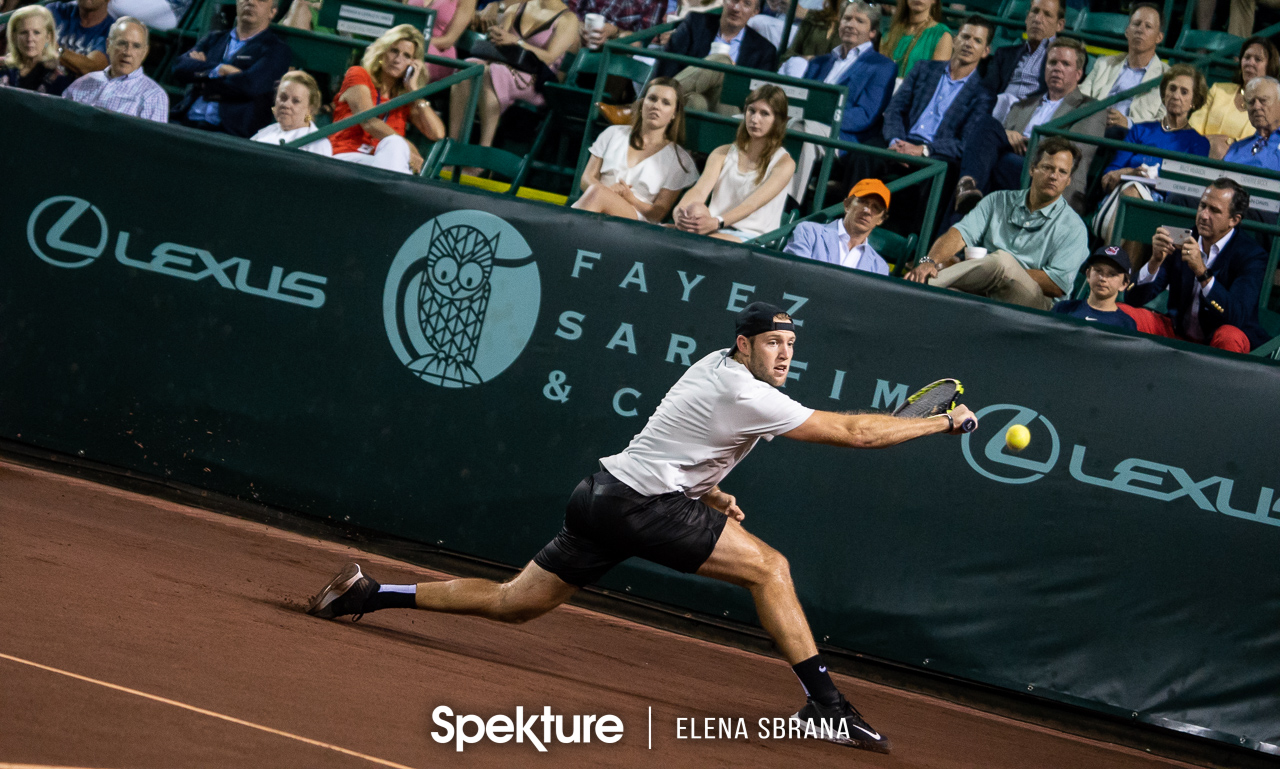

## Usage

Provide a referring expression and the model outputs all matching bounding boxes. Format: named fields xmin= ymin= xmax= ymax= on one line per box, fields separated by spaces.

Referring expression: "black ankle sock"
xmin=792 ymin=655 xmax=841 ymax=708
xmin=365 ymin=585 xmax=417 ymax=612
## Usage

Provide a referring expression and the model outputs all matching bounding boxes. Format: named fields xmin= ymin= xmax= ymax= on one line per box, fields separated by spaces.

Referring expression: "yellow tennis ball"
xmin=1006 ymin=424 xmax=1031 ymax=452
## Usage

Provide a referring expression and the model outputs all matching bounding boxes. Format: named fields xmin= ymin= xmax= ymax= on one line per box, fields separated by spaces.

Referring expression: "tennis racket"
xmin=892 ymin=378 xmax=977 ymax=432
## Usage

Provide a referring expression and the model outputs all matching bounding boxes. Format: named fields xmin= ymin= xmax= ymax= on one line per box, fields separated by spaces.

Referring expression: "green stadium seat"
xmin=868 ymin=227 xmax=918 ymax=276
xmin=423 ymin=138 xmax=530 ymax=190
xmin=1075 ymin=10 xmax=1130 ymax=36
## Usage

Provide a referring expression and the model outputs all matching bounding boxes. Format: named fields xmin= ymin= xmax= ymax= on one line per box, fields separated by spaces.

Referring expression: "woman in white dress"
xmin=672 ymin=84 xmax=795 ymax=243
xmin=250 ymin=71 xmax=333 ymax=156
xmin=572 ymin=77 xmax=698 ymax=223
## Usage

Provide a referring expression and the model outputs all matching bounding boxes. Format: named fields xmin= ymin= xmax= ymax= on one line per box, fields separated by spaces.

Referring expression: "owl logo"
xmin=383 ymin=211 xmax=540 ymax=389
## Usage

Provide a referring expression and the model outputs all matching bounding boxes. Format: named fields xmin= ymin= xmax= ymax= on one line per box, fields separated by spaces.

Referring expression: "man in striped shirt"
xmin=63 ymin=16 xmax=168 ymax=122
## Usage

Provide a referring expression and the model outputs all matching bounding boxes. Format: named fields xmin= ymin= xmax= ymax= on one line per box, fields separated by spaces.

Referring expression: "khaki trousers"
xmin=674 ymin=53 xmax=734 ymax=113
xmin=930 ymin=250 xmax=1054 ymax=310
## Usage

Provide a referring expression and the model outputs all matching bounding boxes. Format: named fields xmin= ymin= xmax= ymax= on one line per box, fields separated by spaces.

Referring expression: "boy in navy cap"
xmin=1051 ymin=245 xmax=1139 ymax=330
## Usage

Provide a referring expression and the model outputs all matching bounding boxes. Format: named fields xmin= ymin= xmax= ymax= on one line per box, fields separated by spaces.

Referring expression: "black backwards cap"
xmin=735 ymin=302 xmax=795 ymax=338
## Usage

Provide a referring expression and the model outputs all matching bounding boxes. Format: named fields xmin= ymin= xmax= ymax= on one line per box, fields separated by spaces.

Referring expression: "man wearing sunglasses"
xmin=904 ymin=135 xmax=1089 ymax=310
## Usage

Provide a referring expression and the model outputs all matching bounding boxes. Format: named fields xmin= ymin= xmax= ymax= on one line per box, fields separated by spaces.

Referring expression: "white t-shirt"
xmin=250 ymin=122 xmax=333 ymax=156
xmin=589 ymin=125 xmax=699 ymax=222
xmin=600 ymin=349 xmax=814 ymax=497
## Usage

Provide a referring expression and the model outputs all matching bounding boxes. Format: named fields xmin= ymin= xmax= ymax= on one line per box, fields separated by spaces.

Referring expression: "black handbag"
xmin=468 ymin=5 xmax=564 ymax=89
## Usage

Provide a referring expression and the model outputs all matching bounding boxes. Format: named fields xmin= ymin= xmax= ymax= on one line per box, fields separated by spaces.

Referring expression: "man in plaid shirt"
xmin=63 ymin=16 xmax=168 ymax=122
xmin=569 ymin=0 xmax=664 ymax=49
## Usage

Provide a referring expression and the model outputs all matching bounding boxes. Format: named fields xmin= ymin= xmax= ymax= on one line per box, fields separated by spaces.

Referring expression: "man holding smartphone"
xmin=1126 ymin=178 xmax=1272 ymax=353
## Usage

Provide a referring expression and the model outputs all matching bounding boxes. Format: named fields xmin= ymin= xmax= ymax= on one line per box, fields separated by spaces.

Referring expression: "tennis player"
xmin=307 ymin=301 xmax=977 ymax=752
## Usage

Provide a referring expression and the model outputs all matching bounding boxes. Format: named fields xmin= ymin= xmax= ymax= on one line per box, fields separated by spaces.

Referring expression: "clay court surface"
xmin=0 ymin=459 xmax=1205 ymax=769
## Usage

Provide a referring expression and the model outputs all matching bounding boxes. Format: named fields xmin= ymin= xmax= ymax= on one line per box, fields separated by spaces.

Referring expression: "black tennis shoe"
xmin=791 ymin=695 xmax=891 ymax=753
xmin=306 ymin=562 xmax=380 ymax=620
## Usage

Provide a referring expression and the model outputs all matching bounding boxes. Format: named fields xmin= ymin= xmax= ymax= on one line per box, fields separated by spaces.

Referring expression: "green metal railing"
xmin=280 ymin=54 xmax=483 ymax=150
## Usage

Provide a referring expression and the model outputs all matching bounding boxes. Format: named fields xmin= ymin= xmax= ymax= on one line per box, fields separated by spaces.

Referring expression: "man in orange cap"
xmin=783 ymin=179 xmax=891 ymax=274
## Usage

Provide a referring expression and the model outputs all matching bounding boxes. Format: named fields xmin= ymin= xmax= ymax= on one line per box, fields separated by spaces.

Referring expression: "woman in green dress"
xmin=879 ymin=0 xmax=951 ymax=79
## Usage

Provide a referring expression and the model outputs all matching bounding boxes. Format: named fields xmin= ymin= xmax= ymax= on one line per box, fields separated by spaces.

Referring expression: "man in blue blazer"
xmin=802 ymin=0 xmax=894 ymax=144
xmin=882 ymin=17 xmax=994 ymax=164
xmin=172 ymin=0 xmax=291 ymax=137
xmin=785 ymin=178 xmax=891 ymax=274
xmin=980 ymin=0 xmax=1062 ymax=121
xmin=657 ymin=0 xmax=777 ymax=108
xmin=1126 ymin=179 xmax=1271 ymax=353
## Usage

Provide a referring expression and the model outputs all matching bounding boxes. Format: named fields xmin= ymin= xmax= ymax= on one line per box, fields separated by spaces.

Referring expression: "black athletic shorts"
xmin=533 ymin=470 xmax=728 ymax=587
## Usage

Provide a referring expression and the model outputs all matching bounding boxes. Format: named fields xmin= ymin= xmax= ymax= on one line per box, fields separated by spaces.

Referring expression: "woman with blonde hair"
xmin=330 ymin=24 xmax=445 ymax=174
xmin=880 ymin=0 xmax=951 ymax=79
xmin=251 ymin=71 xmax=333 ymax=155
xmin=573 ymin=77 xmax=699 ymax=223
xmin=0 ymin=5 xmax=74 ymax=95
xmin=672 ymin=84 xmax=796 ymax=243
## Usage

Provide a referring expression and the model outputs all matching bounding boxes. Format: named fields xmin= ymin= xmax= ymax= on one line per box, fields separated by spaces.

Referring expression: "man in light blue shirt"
xmin=1223 ymin=76 xmax=1280 ymax=172
xmin=905 ymin=136 xmax=1089 ymax=310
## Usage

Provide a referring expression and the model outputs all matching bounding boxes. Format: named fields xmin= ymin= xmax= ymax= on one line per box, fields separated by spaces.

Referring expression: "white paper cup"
xmin=965 ymin=247 xmax=987 ymax=260
xmin=709 ymin=40 xmax=732 ymax=57
xmin=584 ymin=13 xmax=605 ymax=31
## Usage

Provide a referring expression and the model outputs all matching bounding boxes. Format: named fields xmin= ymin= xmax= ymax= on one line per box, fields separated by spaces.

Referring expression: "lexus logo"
xmin=961 ymin=404 xmax=1061 ymax=484
xmin=26 ymin=196 xmax=108 ymax=269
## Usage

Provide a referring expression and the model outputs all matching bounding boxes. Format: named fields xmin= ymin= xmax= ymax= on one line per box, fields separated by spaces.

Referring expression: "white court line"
xmin=0 ymin=653 xmax=418 ymax=769
xmin=1 ymin=764 xmax=118 ymax=768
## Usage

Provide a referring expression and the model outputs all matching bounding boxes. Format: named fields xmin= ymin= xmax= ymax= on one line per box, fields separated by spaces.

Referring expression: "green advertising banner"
xmin=4 ymin=89 xmax=1279 ymax=754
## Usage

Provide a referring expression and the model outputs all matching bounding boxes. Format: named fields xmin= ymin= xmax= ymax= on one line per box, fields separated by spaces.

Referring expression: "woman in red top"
xmin=331 ymin=24 xmax=446 ymax=174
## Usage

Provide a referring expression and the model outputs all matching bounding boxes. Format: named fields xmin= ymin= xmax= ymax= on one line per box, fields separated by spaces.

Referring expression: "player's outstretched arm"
xmin=782 ymin=406 xmax=977 ymax=449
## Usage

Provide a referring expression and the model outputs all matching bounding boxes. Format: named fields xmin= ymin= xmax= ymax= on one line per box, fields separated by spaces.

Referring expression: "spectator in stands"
xmin=332 ymin=24 xmax=445 ymax=173
xmin=881 ymin=17 xmax=993 ymax=164
xmin=1100 ymin=64 xmax=1209 ymax=198
xmin=672 ymin=84 xmax=795 ymax=241
xmin=572 ymin=77 xmax=698 ymax=222
xmin=1127 ymin=179 xmax=1270 ymax=352
xmin=449 ymin=0 xmax=577 ymax=149
xmin=747 ymin=0 xmax=794 ymax=51
xmin=879 ymin=0 xmax=951 ymax=80
xmin=250 ymin=70 xmax=333 ymax=155
xmin=48 ymin=0 xmax=114 ymax=76
xmin=953 ymin=37 xmax=1102 ymax=217
xmin=1078 ymin=3 xmax=1167 ymax=139
xmin=1 ymin=6 xmax=75 ymax=95
xmin=286 ymin=0 xmax=478 ymax=84
xmin=776 ymin=0 xmax=840 ymax=78
xmin=1190 ymin=37 xmax=1277 ymax=160
xmin=421 ymin=0 xmax=479 ymax=83
xmin=1051 ymin=246 xmax=1139 ymax=330
xmin=905 ymin=136 xmax=1088 ymax=310
xmin=656 ymin=0 xmax=777 ymax=112
xmin=62 ymin=16 xmax=167 ymax=120
xmin=801 ymin=0 xmax=894 ymax=144
xmin=982 ymin=0 xmax=1062 ymax=123
xmin=571 ymin=0 xmax=663 ymax=50
xmin=784 ymin=178 xmax=892 ymax=274
xmin=170 ymin=0 xmax=291 ymax=137
xmin=107 ymin=0 xmax=190 ymax=29
xmin=1218 ymin=77 xmax=1280 ymax=173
